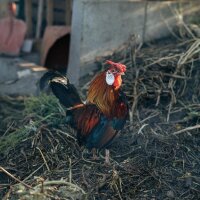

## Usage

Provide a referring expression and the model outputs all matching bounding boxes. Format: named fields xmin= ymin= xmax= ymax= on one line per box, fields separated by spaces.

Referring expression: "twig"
xmin=69 ymin=158 xmax=72 ymax=183
xmin=144 ymin=54 xmax=181 ymax=69
xmin=167 ymin=102 xmax=172 ymax=122
xmin=141 ymin=112 xmax=159 ymax=123
xmin=36 ymin=147 xmax=50 ymax=171
xmin=142 ymin=1 xmax=148 ymax=43
xmin=161 ymin=72 xmax=190 ymax=79
xmin=159 ymin=3 xmax=182 ymax=40
xmin=172 ymin=124 xmax=200 ymax=135
xmin=23 ymin=164 xmax=45 ymax=181
xmin=35 ymin=180 xmax=86 ymax=194
xmin=137 ymin=124 xmax=148 ymax=135
xmin=0 ymin=166 xmax=32 ymax=189
xmin=170 ymin=5 xmax=196 ymax=40
xmin=134 ymin=176 xmax=151 ymax=191
xmin=113 ymin=146 xmax=142 ymax=158
xmin=81 ymin=150 xmax=102 ymax=165
xmin=81 ymin=165 xmax=90 ymax=188
xmin=54 ymin=129 xmax=76 ymax=141
xmin=3 ymin=121 xmax=14 ymax=136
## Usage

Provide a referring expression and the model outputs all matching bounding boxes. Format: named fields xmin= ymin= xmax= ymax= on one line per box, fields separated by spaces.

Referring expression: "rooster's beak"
xmin=121 ymin=72 xmax=125 ymax=75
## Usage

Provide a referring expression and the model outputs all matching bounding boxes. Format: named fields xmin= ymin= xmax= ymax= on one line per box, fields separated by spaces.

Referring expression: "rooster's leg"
xmin=92 ymin=148 xmax=98 ymax=160
xmin=105 ymin=149 xmax=110 ymax=165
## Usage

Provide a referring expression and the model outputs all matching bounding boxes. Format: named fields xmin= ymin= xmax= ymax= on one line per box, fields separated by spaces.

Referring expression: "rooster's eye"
xmin=111 ymin=69 xmax=115 ymax=73
xmin=116 ymin=69 xmax=120 ymax=73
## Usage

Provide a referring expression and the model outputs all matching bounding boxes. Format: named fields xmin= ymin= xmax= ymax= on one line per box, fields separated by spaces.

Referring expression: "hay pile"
xmin=0 ymin=36 xmax=200 ymax=199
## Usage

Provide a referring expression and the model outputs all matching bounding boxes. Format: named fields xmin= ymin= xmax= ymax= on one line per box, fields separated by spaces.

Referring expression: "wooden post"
xmin=65 ymin=0 xmax=72 ymax=25
xmin=67 ymin=0 xmax=81 ymax=85
xmin=36 ymin=0 xmax=44 ymax=39
xmin=25 ymin=0 xmax=32 ymax=37
xmin=46 ymin=0 xmax=53 ymax=26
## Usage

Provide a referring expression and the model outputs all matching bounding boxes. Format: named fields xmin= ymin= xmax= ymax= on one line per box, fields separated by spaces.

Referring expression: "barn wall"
xmin=67 ymin=0 xmax=200 ymax=84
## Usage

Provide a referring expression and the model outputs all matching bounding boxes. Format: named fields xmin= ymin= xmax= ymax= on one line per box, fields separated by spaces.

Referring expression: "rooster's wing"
xmin=70 ymin=103 xmax=127 ymax=149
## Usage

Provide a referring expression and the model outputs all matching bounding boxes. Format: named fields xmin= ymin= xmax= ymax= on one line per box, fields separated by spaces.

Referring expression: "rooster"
xmin=40 ymin=60 xmax=129 ymax=164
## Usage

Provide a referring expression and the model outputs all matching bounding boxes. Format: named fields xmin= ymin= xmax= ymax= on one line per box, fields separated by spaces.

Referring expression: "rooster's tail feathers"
xmin=40 ymin=71 xmax=82 ymax=109
xmin=39 ymin=71 xmax=66 ymax=90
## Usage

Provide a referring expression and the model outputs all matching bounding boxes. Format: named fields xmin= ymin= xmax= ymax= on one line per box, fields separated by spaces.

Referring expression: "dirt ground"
xmin=0 ymin=33 xmax=200 ymax=199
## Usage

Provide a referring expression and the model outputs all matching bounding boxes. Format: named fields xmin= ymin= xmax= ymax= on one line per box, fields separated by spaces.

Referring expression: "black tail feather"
xmin=40 ymin=71 xmax=82 ymax=109
xmin=39 ymin=71 xmax=66 ymax=90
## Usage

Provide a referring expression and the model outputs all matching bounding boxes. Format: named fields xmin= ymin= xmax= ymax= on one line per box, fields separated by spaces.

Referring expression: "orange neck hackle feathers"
xmin=87 ymin=60 xmax=126 ymax=117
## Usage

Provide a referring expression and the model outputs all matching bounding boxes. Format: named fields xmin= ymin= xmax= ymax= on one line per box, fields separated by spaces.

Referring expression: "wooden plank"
xmin=46 ymin=0 xmax=53 ymax=25
xmin=54 ymin=10 xmax=66 ymax=24
xmin=65 ymin=0 xmax=72 ymax=25
xmin=19 ymin=62 xmax=36 ymax=68
xmin=35 ymin=0 xmax=44 ymax=39
xmin=32 ymin=0 xmax=66 ymax=11
xmin=32 ymin=8 xmax=65 ymax=25
xmin=31 ymin=66 xmax=47 ymax=71
xmin=25 ymin=0 xmax=32 ymax=37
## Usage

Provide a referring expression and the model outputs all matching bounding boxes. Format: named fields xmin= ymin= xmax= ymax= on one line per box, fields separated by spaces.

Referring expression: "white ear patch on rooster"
xmin=106 ymin=71 xmax=115 ymax=85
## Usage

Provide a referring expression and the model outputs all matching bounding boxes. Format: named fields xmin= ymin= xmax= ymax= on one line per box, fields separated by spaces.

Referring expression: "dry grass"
xmin=0 ymin=35 xmax=200 ymax=199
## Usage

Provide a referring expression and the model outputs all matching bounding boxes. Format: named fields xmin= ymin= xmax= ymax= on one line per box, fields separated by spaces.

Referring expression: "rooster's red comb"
xmin=106 ymin=60 xmax=126 ymax=72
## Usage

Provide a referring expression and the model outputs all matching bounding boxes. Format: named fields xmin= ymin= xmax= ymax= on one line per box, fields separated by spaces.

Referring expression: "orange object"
xmin=8 ymin=2 xmax=17 ymax=16
xmin=0 ymin=17 xmax=27 ymax=55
